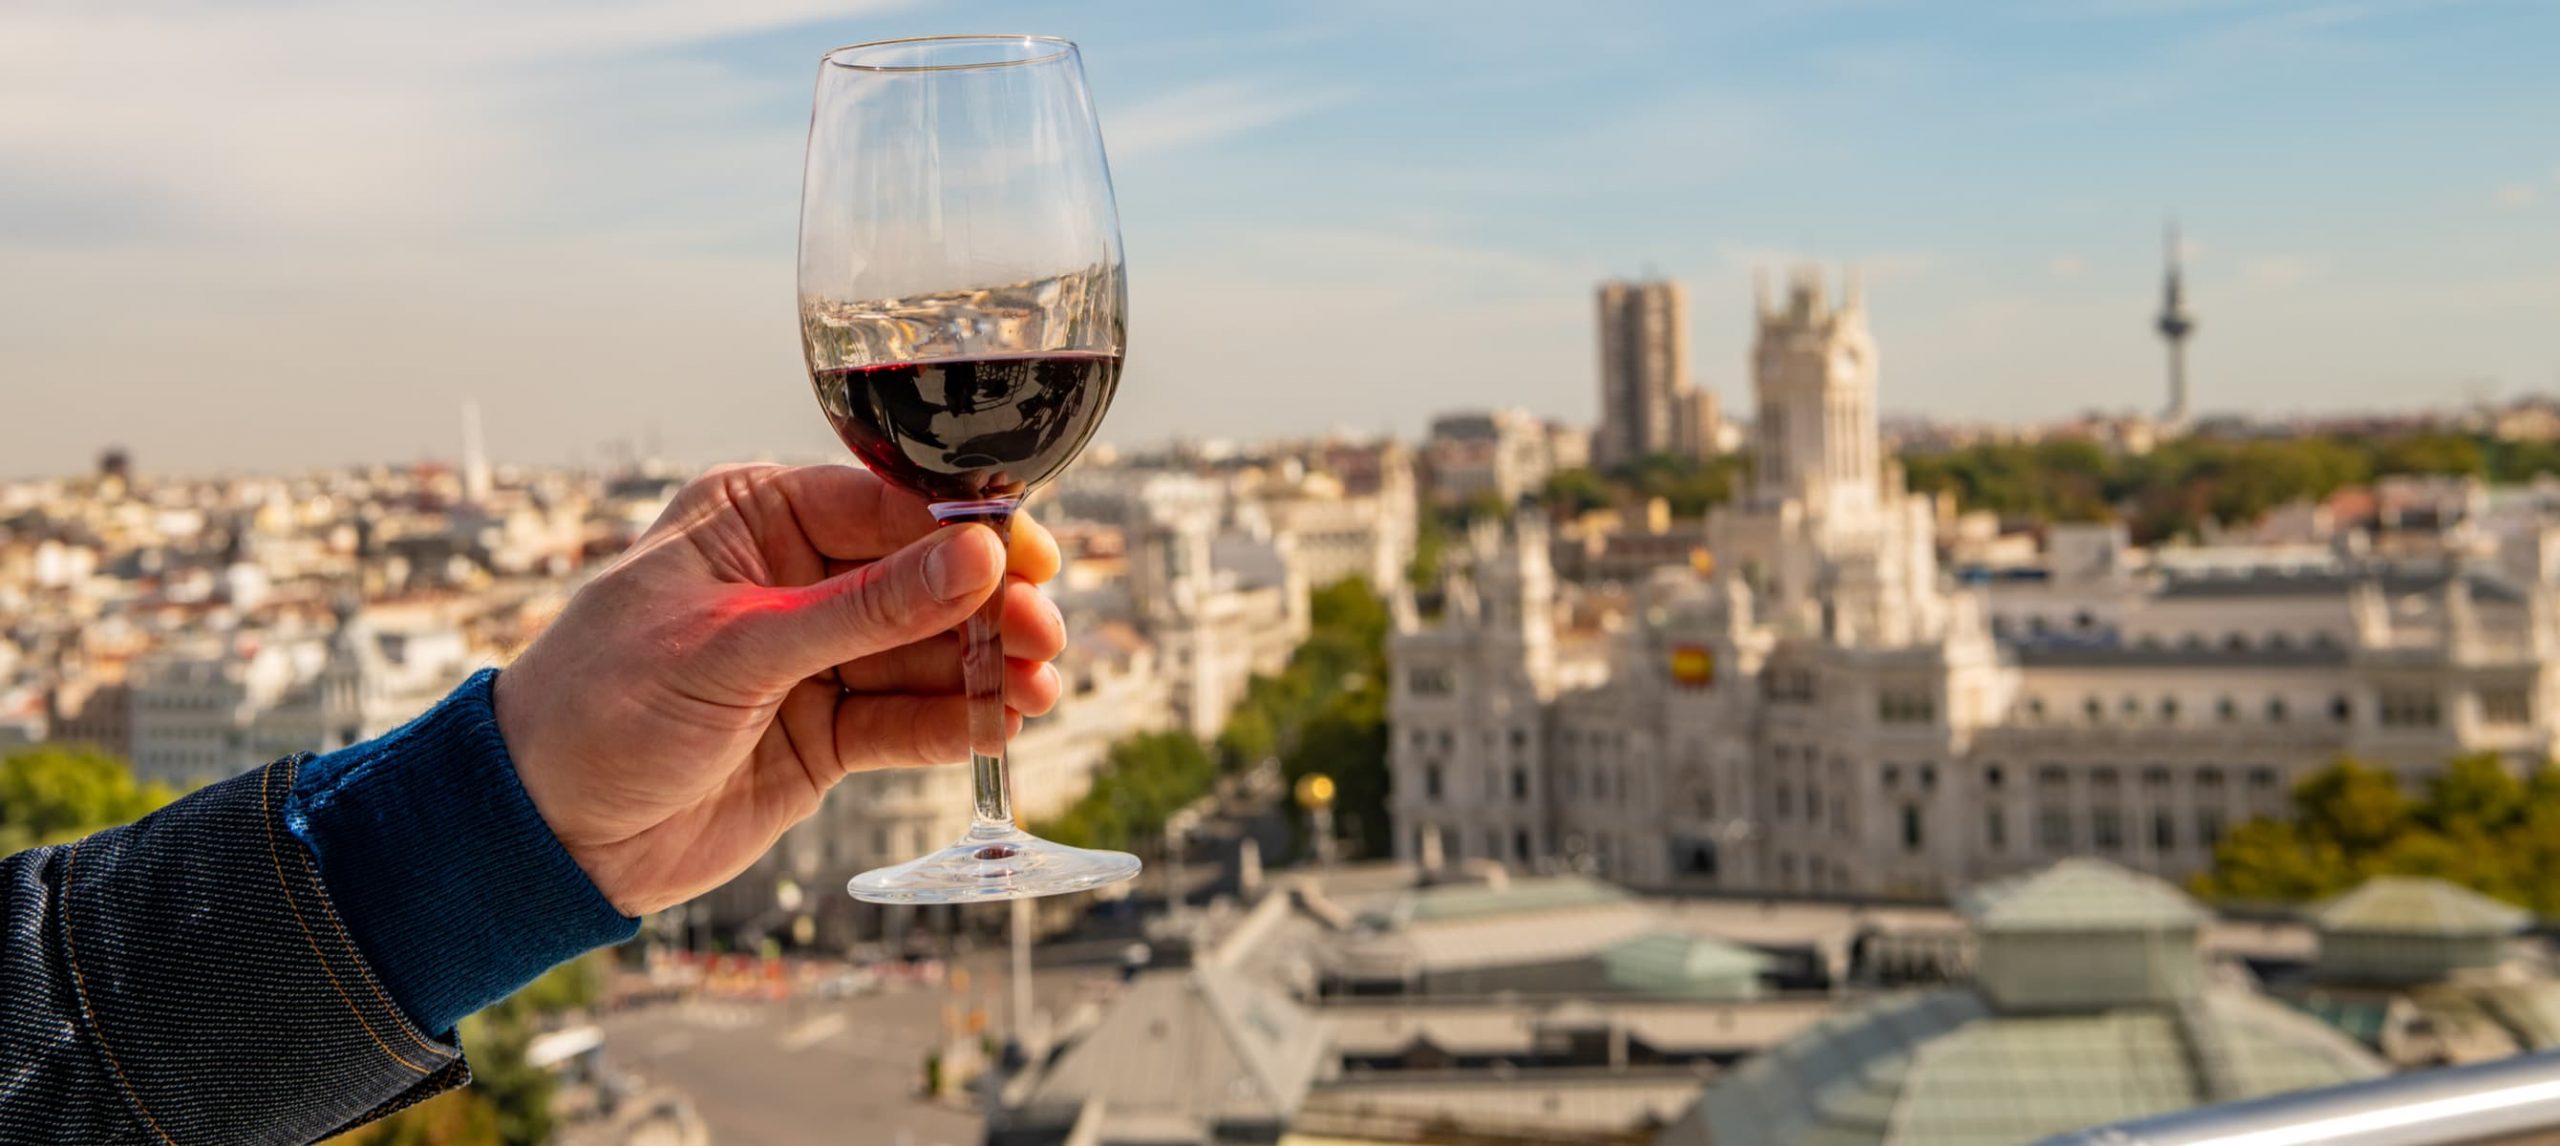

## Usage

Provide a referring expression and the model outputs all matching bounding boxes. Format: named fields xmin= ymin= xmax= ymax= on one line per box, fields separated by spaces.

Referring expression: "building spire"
xmin=460 ymin=397 xmax=493 ymax=505
xmin=2155 ymin=218 xmax=2196 ymax=431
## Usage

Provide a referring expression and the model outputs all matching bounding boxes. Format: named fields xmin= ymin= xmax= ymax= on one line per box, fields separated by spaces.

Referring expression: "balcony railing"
xmin=2037 ymin=1047 xmax=2560 ymax=1146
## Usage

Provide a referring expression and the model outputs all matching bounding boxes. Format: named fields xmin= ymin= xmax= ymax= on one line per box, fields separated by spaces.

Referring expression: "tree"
xmin=0 ymin=745 xmax=178 ymax=853
xmin=2198 ymin=755 xmax=2560 ymax=911
xmin=2291 ymin=759 xmax=2409 ymax=853
xmin=1538 ymin=468 xmax=1613 ymax=518
xmin=2422 ymin=752 xmax=2525 ymax=834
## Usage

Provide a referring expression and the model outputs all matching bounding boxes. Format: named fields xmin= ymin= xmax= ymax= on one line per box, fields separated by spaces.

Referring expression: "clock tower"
xmin=1749 ymin=267 xmax=1880 ymax=522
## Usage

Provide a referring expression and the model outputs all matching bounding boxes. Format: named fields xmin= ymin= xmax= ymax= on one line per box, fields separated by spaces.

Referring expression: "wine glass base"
xmin=847 ymin=826 xmax=1142 ymax=904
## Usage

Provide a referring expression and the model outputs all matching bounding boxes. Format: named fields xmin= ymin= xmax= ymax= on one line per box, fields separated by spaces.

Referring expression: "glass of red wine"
xmin=800 ymin=35 xmax=1139 ymax=903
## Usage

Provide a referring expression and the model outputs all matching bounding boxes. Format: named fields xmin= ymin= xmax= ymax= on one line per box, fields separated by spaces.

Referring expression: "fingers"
xmin=1008 ymin=513 xmax=1061 ymax=585
xmin=760 ymin=464 xmax=945 ymax=561
xmin=726 ymin=523 xmax=1007 ymax=685
xmin=833 ymin=581 xmax=1067 ymax=692
xmin=832 ymin=694 xmax=1029 ymax=772
xmin=756 ymin=463 xmax=1062 ymax=586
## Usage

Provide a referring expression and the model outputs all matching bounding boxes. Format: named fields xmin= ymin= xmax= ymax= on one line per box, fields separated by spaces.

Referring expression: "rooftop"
xmin=1958 ymin=858 xmax=2208 ymax=933
xmin=2312 ymin=877 xmax=2530 ymax=938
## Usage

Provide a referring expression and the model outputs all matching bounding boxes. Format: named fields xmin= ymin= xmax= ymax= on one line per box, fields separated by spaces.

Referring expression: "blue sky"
xmin=2 ymin=0 xmax=2554 ymax=474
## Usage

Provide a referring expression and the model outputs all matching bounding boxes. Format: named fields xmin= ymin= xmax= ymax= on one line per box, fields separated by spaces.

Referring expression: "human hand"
xmin=492 ymin=463 xmax=1067 ymax=915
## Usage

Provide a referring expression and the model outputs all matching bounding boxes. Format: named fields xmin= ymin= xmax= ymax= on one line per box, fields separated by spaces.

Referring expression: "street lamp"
xmin=1294 ymin=773 xmax=1337 ymax=868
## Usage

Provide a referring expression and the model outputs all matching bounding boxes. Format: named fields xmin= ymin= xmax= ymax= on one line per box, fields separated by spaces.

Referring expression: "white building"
xmin=1391 ymin=270 xmax=2560 ymax=899
xmin=126 ymin=610 xmax=477 ymax=785
xmin=1425 ymin=409 xmax=1556 ymax=508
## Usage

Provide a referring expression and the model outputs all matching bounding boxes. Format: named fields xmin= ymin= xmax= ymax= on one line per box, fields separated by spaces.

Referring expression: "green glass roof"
xmin=1957 ymin=858 xmax=2206 ymax=933
xmin=1401 ymin=874 xmax=1634 ymax=923
xmin=1673 ymin=987 xmax=2384 ymax=1146
xmin=2312 ymin=877 xmax=2529 ymax=937
xmin=1600 ymin=933 xmax=1772 ymax=997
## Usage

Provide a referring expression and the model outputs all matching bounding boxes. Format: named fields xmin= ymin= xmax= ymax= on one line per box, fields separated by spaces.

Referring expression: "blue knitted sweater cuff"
xmin=285 ymin=668 xmax=638 ymax=1035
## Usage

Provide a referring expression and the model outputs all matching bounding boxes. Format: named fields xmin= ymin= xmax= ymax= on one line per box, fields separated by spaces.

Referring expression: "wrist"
xmin=287 ymin=668 xmax=638 ymax=1034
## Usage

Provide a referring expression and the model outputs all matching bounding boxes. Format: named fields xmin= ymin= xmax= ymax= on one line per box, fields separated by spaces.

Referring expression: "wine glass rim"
xmin=822 ymin=34 xmax=1075 ymax=73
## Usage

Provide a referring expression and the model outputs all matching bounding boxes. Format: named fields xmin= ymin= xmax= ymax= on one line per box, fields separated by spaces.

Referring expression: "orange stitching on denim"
xmin=277 ymin=759 xmax=443 ymax=1058
xmin=259 ymin=761 xmax=432 ymax=1075
xmin=62 ymin=839 xmax=182 ymax=1146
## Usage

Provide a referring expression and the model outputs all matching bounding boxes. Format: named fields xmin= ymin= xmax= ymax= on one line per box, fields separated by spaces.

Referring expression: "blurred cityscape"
xmin=15 ymin=244 xmax=2560 ymax=1146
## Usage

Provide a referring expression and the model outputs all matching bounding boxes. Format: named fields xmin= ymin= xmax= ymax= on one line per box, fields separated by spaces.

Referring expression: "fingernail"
xmin=924 ymin=526 xmax=1001 ymax=603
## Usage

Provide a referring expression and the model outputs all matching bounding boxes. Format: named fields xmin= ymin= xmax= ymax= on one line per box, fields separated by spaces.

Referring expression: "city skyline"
xmin=3 ymin=0 xmax=2555 ymax=476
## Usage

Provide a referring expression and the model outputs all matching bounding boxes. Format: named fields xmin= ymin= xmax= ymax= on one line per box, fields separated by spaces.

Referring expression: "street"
xmin=600 ymin=958 xmax=1115 ymax=1146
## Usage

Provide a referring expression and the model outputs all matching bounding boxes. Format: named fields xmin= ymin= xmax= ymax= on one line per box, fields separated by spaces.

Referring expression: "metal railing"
xmin=2038 ymin=1048 xmax=2560 ymax=1146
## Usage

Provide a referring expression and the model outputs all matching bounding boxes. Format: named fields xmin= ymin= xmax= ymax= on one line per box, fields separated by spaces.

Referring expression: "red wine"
xmin=813 ymin=352 xmax=1121 ymax=505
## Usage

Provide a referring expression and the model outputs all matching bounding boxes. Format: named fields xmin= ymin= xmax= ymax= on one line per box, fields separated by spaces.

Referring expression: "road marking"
xmin=779 ymin=1012 xmax=850 ymax=1051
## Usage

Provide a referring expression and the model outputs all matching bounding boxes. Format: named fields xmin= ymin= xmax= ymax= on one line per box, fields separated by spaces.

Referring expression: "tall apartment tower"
xmin=1596 ymin=279 xmax=1713 ymax=469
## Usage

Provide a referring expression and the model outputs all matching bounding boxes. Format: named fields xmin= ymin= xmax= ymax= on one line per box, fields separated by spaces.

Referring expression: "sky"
xmin=2 ymin=0 xmax=2555 ymax=476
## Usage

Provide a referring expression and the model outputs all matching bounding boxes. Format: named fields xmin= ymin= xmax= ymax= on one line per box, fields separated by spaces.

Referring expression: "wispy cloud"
xmin=2497 ymin=183 xmax=2540 ymax=209
xmin=2241 ymin=254 xmax=2321 ymax=289
xmin=1109 ymin=79 xmax=1358 ymax=157
xmin=2048 ymin=254 xmax=2088 ymax=278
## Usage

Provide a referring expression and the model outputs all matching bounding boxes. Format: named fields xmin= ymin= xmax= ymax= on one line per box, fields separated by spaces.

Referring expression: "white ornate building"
xmin=1391 ymin=271 xmax=2560 ymax=899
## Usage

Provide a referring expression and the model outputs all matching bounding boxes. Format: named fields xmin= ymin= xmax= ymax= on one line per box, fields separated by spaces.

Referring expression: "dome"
xmin=1659 ymin=860 xmax=2388 ymax=1146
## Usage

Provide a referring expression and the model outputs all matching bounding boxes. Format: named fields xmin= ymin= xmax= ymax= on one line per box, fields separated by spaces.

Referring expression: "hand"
xmin=492 ymin=463 xmax=1068 ymax=916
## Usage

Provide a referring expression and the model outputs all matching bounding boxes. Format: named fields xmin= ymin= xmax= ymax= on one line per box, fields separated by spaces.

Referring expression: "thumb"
xmin=745 ymin=523 xmax=1006 ymax=683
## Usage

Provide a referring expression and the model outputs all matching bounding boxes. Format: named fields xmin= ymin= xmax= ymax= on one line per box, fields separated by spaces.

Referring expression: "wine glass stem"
xmin=935 ymin=500 xmax=1020 ymax=834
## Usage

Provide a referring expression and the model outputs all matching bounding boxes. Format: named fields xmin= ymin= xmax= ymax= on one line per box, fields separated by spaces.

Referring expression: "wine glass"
xmin=799 ymin=35 xmax=1140 ymax=903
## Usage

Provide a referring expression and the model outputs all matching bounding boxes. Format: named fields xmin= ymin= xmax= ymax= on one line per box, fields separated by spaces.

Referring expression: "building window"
xmin=1882 ymin=764 xmax=1901 ymax=787
xmin=1488 ymin=830 xmax=1504 ymax=862
xmin=1984 ymin=763 xmax=2005 ymax=789
xmin=2248 ymin=766 xmax=2279 ymax=792
xmin=1881 ymin=690 xmax=1937 ymax=723
xmin=1920 ymin=764 xmax=1937 ymax=790
xmin=1775 ymin=781 xmax=1795 ymax=819
xmin=1511 ymin=728 xmax=1529 ymax=751
xmin=2038 ymin=807 xmax=2072 ymax=850
xmin=2266 ymin=696 xmax=2289 ymax=723
xmin=2225 ymin=632 xmax=2249 ymax=650
xmin=1514 ymin=829 xmax=1532 ymax=863
xmin=2026 ymin=697 xmax=2046 ymax=721
xmin=2484 ymin=688 xmax=2533 ymax=725
xmin=2152 ymin=811 xmax=2176 ymax=851
xmin=1511 ymin=767 xmax=1530 ymax=802
xmin=1901 ymin=806 xmax=1924 ymax=852
xmin=2381 ymin=690 xmax=2443 ymax=728
xmin=1439 ymin=731 xmax=1454 ymax=751
xmin=1425 ymin=763 xmax=1443 ymax=801
xmin=2197 ymin=766 xmax=2224 ymax=791
xmin=1806 ymin=784 xmax=1824 ymax=824
xmin=2217 ymin=696 xmax=2238 ymax=723
xmin=2198 ymin=809 xmax=2225 ymax=848
xmin=2092 ymin=767 xmax=2119 ymax=792
xmin=2093 ymin=808 xmax=2124 ymax=851
xmin=1408 ymin=668 xmax=1453 ymax=696
xmin=2084 ymin=696 xmax=2104 ymax=724
xmin=1986 ymin=807 xmax=2007 ymax=851
xmin=2038 ymin=764 xmax=2067 ymax=789
xmin=2121 ymin=695 xmax=2141 ymax=718
xmin=2159 ymin=696 xmax=2180 ymax=722
xmin=2143 ymin=765 xmax=2171 ymax=789
xmin=1410 ymin=728 xmax=1429 ymax=748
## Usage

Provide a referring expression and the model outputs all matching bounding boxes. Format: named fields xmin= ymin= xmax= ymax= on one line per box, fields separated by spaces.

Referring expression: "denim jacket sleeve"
xmin=0 ymin=760 xmax=468 ymax=1145
xmin=0 ymin=669 xmax=637 ymax=1145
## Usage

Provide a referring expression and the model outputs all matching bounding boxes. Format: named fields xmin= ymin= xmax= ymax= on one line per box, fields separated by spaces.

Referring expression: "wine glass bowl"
xmin=800 ymin=35 xmax=1140 ymax=903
